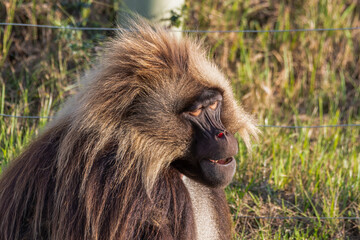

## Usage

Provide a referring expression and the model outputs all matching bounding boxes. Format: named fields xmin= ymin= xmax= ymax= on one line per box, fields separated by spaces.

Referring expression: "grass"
xmin=1 ymin=0 xmax=360 ymax=239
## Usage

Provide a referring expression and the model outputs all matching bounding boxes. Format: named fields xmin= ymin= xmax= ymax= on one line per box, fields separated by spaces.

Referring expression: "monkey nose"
xmin=216 ymin=132 xmax=225 ymax=138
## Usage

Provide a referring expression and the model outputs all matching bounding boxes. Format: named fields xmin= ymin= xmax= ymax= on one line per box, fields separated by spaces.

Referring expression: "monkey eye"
xmin=189 ymin=108 xmax=202 ymax=117
xmin=208 ymin=101 xmax=218 ymax=110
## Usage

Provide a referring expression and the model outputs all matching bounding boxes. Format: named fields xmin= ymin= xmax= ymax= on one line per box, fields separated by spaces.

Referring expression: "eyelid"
xmin=208 ymin=101 xmax=219 ymax=110
xmin=188 ymin=107 xmax=202 ymax=117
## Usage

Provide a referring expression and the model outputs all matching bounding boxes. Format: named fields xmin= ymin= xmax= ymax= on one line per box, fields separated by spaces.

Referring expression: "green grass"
xmin=1 ymin=0 xmax=359 ymax=238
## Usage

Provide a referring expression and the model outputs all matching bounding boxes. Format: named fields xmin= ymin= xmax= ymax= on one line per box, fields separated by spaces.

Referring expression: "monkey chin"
xmin=198 ymin=156 xmax=236 ymax=188
xmin=172 ymin=155 xmax=237 ymax=189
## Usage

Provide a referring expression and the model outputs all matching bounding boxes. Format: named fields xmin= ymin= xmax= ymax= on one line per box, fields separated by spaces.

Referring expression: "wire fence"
xmin=1 ymin=22 xmax=360 ymax=33
xmin=1 ymin=113 xmax=359 ymax=129
xmin=1 ymin=23 xmax=359 ymax=128
xmin=1 ymin=22 xmax=360 ymax=130
xmin=0 ymin=113 xmax=52 ymax=119
xmin=238 ymin=215 xmax=360 ymax=221
xmin=1 ymin=22 xmax=360 ymax=222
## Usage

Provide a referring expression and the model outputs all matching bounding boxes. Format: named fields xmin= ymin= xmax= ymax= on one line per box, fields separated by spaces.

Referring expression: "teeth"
xmin=209 ymin=158 xmax=232 ymax=164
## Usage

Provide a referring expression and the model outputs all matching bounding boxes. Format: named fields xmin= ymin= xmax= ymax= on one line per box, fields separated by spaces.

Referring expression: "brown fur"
xmin=0 ymin=20 xmax=258 ymax=240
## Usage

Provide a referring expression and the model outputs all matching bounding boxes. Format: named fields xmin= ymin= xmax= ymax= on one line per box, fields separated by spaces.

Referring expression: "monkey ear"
xmin=237 ymin=117 xmax=260 ymax=152
xmin=219 ymin=91 xmax=260 ymax=151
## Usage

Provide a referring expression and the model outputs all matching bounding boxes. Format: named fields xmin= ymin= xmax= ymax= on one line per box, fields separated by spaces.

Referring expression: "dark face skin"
xmin=172 ymin=89 xmax=239 ymax=188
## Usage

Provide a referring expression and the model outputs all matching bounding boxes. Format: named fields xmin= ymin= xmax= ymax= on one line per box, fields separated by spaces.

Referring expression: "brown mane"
xmin=0 ymin=20 xmax=257 ymax=240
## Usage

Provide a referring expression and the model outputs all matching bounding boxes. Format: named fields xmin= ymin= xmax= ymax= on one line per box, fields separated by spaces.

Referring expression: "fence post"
xmin=118 ymin=0 xmax=185 ymax=29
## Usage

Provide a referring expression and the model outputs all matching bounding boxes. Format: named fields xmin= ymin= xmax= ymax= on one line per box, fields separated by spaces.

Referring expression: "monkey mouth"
xmin=208 ymin=157 xmax=234 ymax=165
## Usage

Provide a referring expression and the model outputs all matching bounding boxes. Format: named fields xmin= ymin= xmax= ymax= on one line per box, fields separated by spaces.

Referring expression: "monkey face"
xmin=172 ymin=88 xmax=239 ymax=188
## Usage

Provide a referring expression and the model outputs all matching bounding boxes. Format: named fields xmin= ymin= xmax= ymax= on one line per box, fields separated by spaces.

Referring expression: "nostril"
xmin=217 ymin=132 xmax=225 ymax=138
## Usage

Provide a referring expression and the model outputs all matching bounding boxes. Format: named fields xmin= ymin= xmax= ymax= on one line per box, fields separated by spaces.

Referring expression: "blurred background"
xmin=0 ymin=0 xmax=359 ymax=238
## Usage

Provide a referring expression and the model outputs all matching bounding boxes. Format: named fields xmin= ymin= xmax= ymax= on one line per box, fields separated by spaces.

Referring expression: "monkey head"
xmin=69 ymin=20 xmax=258 ymax=192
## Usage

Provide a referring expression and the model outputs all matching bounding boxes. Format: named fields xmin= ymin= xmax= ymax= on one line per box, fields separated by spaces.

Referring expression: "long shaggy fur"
xmin=0 ymin=20 xmax=258 ymax=240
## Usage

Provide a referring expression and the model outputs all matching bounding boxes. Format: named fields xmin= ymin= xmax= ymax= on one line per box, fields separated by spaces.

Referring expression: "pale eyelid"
xmin=189 ymin=108 xmax=202 ymax=117
xmin=208 ymin=101 xmax=219 ymax=110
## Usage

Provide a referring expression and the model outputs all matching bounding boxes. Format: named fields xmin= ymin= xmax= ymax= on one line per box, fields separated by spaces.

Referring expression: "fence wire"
xmin=0 ymin=113 xmax=52 ymax=119
xmin=238 ymin=215 xmax=360 ymax=220
xmin=1 ymin=113 xmax=359 ymax=129
xmin=1 ymin=22 xmax=360 ymax=33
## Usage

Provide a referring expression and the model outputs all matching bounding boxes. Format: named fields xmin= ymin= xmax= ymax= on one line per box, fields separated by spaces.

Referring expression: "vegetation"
xmin=1 ymin=0 xmax=359 ymax=238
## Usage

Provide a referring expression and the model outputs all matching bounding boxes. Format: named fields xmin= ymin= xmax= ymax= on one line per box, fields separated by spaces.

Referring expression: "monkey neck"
xmin=182 ymin=176 xmax=231 ymax=240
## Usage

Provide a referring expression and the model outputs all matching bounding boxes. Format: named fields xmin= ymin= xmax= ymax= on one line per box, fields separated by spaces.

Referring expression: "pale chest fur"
xmin=182 ymin=176 xmax=219 ymax=240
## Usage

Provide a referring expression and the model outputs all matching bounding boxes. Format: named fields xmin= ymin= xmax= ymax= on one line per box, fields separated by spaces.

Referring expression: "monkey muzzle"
xmin=191 ymin=114 xmax=239 ymax=187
